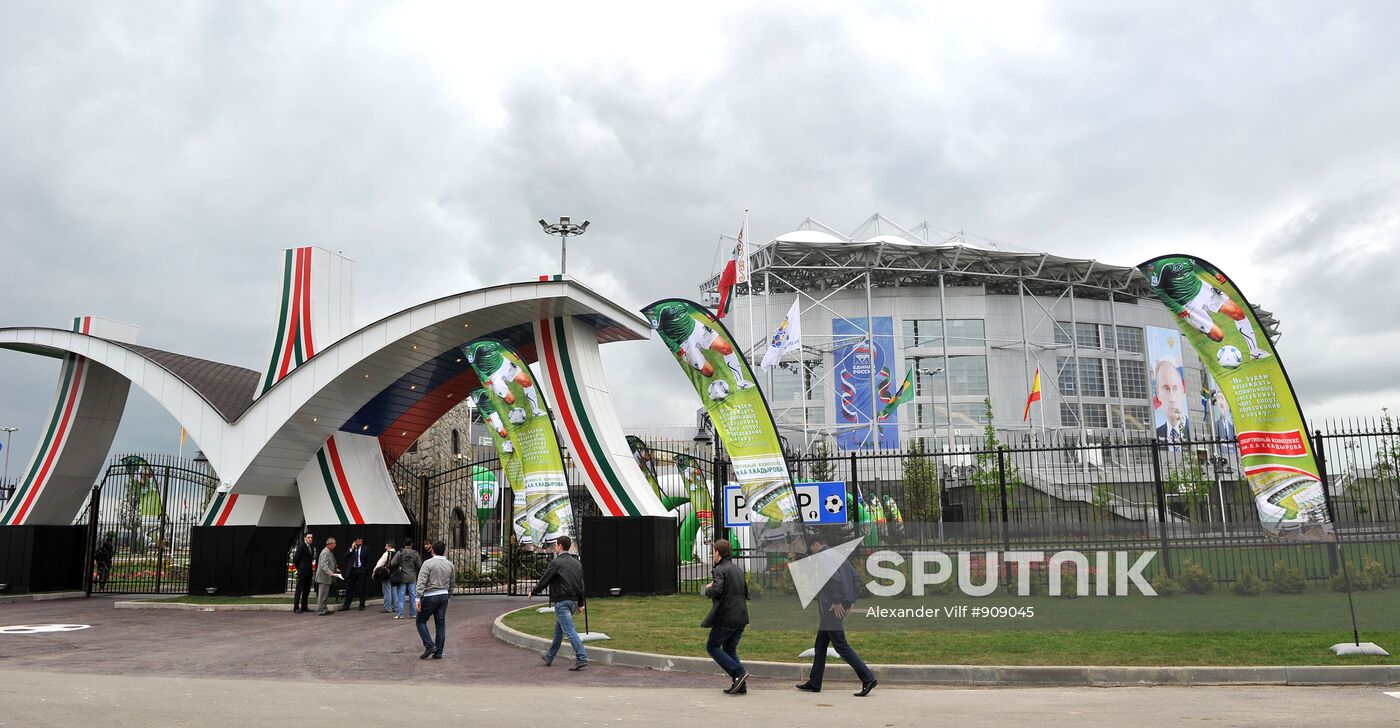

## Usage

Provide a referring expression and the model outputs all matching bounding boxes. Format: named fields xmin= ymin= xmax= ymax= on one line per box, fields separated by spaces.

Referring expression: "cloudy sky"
xmin=2 ymin=2 xmax=1399 ymax=464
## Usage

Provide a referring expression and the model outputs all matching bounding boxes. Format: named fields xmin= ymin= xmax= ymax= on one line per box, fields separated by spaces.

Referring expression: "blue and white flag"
xmin=760 ymin=299 xmax=802 ymax=369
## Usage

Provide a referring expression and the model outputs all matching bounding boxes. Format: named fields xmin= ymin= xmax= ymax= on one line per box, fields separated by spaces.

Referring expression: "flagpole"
xmin=742 ymin=211 xmax=755 ymax=369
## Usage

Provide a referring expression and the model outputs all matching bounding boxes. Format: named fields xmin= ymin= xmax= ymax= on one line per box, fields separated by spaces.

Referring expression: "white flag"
xmin=761 ymin=299 xmax=802 ymax=369
xmin=735 ymin=212 xmax=750 ymax=284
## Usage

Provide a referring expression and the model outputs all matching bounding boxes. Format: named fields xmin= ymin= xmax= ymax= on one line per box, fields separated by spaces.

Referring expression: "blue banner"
xmin=833 ymin=316 xmax=899 ymax=451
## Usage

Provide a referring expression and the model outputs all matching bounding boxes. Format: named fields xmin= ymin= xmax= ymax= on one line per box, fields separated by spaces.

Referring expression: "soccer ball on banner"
xmin=824 ymin=494 xmax=844 ymax=514
xmin=708 ymin=379 xmax=731 ymax=401
xmin=508 ymin=407 xmax=527 ymax=425
xmin=1216 ymin=345 xmax=1244 ymax=369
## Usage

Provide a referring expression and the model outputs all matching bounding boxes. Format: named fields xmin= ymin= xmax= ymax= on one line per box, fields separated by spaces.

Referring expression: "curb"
xmin=490 ymin=607 xmax=1400 ymax=687
xmin=0 ymin=591 xmax=85 ymax=603
xmin=115 ymin=601 xmax=299 ymax=612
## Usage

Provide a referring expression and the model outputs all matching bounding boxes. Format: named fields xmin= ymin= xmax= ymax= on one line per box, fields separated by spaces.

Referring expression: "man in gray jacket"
xmin=414 ymin=541 xmax=455 ymax=659
xmin=530 ymin=535 xmax=588 ymax=670
xmin=314 ymin=537 xmax=340 ymax=616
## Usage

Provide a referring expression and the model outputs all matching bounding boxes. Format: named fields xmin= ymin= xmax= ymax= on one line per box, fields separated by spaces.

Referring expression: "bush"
xmin=1150 ymin=571 xmax=1182 ymax=597
xmin=1232 ymin=569 xmax=1263 ymax=597
xmin=1330 ymin=555 xmax=1391 ymax=593
xmin=1178 ymin=559 xmax=1214 ymax=594
xmin=1270 ymin=561 xmax=1307 ymax=594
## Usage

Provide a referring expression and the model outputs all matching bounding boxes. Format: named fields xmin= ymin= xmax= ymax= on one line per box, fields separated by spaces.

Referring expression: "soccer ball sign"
xmin=508 ymin=407 xmax=527 ymax=425
xmin=1216 ymin=345 xmax=1244 ymax=369
xmin=708 ymin=379 xmax=731 ymax=401
xmin=824 ymin=494 xmax=844 ymax=514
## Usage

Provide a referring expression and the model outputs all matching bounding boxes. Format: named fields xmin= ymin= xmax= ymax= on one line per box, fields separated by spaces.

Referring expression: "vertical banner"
xmin=626 ymin=435 xmax=689 ymax=511
xmin=643 ymin=299 xmax=798 ymax=523
xmin=463 ymin=341 xmax=574 ymax=545
xmin=832 ymin=317 xmax=899 ymax=451
xmin=1145 ymin=325 xmax=1190 ymax=449
xmin=472 ymin=389 xmax=522 ymax=541
xmin=676 ymin=452 xmax=714 ymax=561
xmin=1139 ymin=255 xmax=1332 ymax=540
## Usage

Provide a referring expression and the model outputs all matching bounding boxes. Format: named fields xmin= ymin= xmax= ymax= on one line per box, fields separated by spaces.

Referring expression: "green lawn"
xmin=503 ymin=594 xmax=1400 ymax=666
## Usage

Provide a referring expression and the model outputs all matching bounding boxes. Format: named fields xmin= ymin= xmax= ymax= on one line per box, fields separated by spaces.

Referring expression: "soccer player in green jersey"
xmin=465 ymin=341 xmax=547 ymax=418
xmin=471 ymin=389 xmax=514 ymax=453
xmin=651 ymin=302 xmax=754 ymax=389
xmin=1142 ymin=258 xmax=1269 ymax=359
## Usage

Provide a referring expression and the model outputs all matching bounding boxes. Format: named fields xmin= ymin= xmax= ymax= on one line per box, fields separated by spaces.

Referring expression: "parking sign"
xmin=723 ymin=485 xmax=750 ymax=527
xmin=793 ymin=481 xmax=848 ymax=524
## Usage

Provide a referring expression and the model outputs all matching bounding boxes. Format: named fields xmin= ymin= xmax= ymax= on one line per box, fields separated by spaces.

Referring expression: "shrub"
xmin=1360 ymin=554 xmax=1390 ymax=591
xmin=1178 ymin=559 xmax=1214 ymax=594
xmin=1150 ymin=571 xmax=1182 ymax=597
xmin=1232 ymin=569 xmax=1263 ymax=597
xmin=1270 ymin=560 xmax=1307 ymax=594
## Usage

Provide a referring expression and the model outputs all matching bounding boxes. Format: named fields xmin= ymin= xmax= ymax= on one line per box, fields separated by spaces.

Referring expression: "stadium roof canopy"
xmin=701 ymin=213 xmax=1281 ymax=340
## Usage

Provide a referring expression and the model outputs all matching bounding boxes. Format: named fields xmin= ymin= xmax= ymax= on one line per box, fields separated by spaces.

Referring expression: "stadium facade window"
xmin=776 ymin=406 xmax=824 ymax=426
xmin=1117 ymin=359 xmax=1148 ymax=399
xmin=771 ymin=359 xmax=823 ymax=402
xmin=1114 ymin=325 xmax=1145 ymax=353
xmin=1053 ymin=321 xmax=1101 ymax=349
xmin=1061 ymin=403 xmax=1109 ymax=429
xmin=906 ymin=355 xmax=988 ymax=397
xmin=1056 ymin=356 xmax=1077 ymax=395
xmin=1078 ymin=358 xmax=1105 ymax=397
xmin=902 ymin=319 xmax=985 ymax=348
xmin=916 ymin=402 xmax=990 ymax=428
xmin=1110 ymin=404 xmax=1153 ymax=431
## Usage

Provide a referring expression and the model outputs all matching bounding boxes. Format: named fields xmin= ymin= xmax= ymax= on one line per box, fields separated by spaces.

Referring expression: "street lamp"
xmin=538 ymin=216 xmax=590 ymax=276
xmin=1 ymin=426 xmax=18 ymax=494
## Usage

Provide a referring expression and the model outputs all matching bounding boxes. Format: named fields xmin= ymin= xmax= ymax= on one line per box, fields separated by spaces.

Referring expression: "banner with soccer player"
xmin=463 ymin=341 xmax=574 ymax=545
xmin=642 ymin=299 xmax=798 ymax=524
xmin=626 ymin=434 xmax=689 ymax=511
xmin=675 ymin=452 xmax=714 ymax=561
xmin=1139 ymin=255 xmax=1332 ymax=541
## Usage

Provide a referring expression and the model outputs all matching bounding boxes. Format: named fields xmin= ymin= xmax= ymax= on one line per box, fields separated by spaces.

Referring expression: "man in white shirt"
xmin=414 ymin=541 xmax=456 ymax=659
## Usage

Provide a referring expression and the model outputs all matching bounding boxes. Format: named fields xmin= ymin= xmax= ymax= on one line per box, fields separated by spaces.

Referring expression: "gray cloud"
xmin=3 ymin=2 xmax=1400 ymax=461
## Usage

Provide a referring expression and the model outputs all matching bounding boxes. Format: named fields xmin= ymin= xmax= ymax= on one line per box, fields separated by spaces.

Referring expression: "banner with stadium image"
xmin=832 ymin=316 xmax=900 ymax=451
xmin=1138 ymin=254 xmax=1332 ymax=541
xmin=642 ymin=299 xmax=798 ymax=524
xmin=463 ymin=340 xmax=574 ymax=546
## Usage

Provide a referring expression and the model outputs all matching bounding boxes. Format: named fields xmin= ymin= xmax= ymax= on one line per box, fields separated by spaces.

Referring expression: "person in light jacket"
xmin=314 ymin=537 xmax=340 ymax=616
xmin=414 ymin=541 xmax=456 ymax=659
xmin=702 ymin=539 xmax=749 ymax=695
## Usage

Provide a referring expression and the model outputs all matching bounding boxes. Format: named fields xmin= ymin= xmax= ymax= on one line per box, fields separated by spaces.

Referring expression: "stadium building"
xmin=702 ymin=214 xmax=1280 ymax=454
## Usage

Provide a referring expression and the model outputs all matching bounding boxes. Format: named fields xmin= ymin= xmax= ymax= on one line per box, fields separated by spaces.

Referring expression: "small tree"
xmin=968 ymin=397 xmax=1023 ymax=521
xmin=903 ymin=439 xmax=941 ymax=524
xmin=1167 ymin=462 xmax=1212 ymax=522
xmin=808 ymin=441 xmax=835 ymax=483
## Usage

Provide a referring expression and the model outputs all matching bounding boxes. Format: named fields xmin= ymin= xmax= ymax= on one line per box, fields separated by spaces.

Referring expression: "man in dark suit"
xmin=341 ymin=536 xmax=370 ymax=612
xmin=292 ymin=532 xmax=316 ymax=614
xmin=703 ymin=539 xmax=749 ymax=695
xmin=1153 ymin=358 xmax=1188 ymax=448
xmin=794 ymin=536 xmax=877 ymax=697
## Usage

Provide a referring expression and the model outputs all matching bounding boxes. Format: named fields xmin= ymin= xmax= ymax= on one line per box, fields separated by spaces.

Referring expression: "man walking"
xmin=414 ymin=541 xmax=455 ymax=659
xmin=530 ymin=535 xmax=588 ymax=671
xmin=795 ymin=536 xmax=878 ymax=697
xmin=293 ymin=532 xmax=316 ymax=614
xmin=702 ymin=539 xmax=749 ymax=695
xmin=314 ymin=537 xmax=340 ymax=616
xmin=341 ymin=536 xmax=369 ymax=612
xmin=391 ymin=537 xmax=422 ymax=620
xmin=93 ymin=534 xmax=115 ymax=591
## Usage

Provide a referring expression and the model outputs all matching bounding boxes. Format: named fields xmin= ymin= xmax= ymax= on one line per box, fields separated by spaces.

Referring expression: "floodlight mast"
xmin=538 ymin=217 xmax=590 ymax=275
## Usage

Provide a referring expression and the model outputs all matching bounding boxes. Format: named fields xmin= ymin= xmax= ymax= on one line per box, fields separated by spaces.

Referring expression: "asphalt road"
xmin=2 ymin=596 xmax=1398 ymax=726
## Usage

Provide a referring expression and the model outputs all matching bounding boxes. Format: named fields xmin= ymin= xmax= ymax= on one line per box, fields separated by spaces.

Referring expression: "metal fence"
xmin=671 ymin=419 xmax=1400 ymax=593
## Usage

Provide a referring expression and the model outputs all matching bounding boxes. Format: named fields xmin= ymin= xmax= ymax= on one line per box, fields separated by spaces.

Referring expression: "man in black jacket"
xmin=530 ymin=535 xmax=588 ymax=670
xmin=292 ymin=532 xmax=316 ymax=614
xmin=795 ymin=536 xmax=877 ymax=697
xmin=702 ymin=539 xmax=749 ymax=695
xmin=340 ymin=536 xmax=370 ymax=611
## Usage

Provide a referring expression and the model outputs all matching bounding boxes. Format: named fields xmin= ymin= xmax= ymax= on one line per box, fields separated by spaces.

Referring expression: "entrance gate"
xmin=80 ymin=454 xmax=219 ymax=595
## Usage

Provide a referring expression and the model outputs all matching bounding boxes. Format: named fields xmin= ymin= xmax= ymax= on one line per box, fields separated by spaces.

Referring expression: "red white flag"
xmin=716 ymin=246 xmax=738 ymax=319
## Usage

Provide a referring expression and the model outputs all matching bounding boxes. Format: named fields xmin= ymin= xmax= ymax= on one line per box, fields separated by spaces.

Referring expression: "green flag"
xmin=879 ymin=368 xmax=915 ymax=419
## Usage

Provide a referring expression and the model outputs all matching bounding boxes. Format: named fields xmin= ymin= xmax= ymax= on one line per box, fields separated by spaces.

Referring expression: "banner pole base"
xmin=1330 ymin=642 xmax=1389 ymax=657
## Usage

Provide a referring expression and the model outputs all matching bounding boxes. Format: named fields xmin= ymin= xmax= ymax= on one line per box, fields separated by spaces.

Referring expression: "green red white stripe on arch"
xmin=200 ymin=491 xmax=240 ymax=527
xmin=261 ymin=247 xmax=317 ymax=395
xmin=534 ymin=315 xmax=639 ymax=517
xmin=0 ymin=354 xmax=88 ymax=525
xmin=313 ymin=437 xmax=365 ymax=525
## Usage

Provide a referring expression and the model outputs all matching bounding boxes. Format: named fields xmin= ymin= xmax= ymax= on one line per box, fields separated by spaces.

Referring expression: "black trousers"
xmin=341 ymin=569 xmax=368 ymax=608
xmin=808 ymin=629 xmax=874 ymax=689
xmin=295 ymin=569 xmax=314 ymax=611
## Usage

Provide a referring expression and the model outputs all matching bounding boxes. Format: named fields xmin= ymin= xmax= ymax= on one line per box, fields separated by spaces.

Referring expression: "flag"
xmin=879 ymin=368 xmax=914 ymax=418
xmin=1022 ymin=368 xmax=1042 ymax=421
xmin=179 ymin=428 xmax=187 ymax=447
xmin=760 ymin=299 xmax=802 ymax=369
xmin=735 ymin=212 xmax=750 ymax=284
xmin=715 ymin=245 xmax=738 ymax=319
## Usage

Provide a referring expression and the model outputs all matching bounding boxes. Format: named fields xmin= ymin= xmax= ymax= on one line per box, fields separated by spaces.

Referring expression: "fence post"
xmin=1313 ymin=430 xmax=1339 ymax=574
xmin=712 ymin=450 xmax=727 ymax=543
xmin=849 ymin=452 xmax=861 ymax=534
xmin=997 ymin=446 xmax=1010 ymax=554
xmin=83 ymin=483 xmax=102 ymax=597
xmin=418 ymin=476 xmax=430 ymax=548
xmin=153 ymin=466 xmax=172 ymax=594
xmin=1150 ymin=443 xmax=1173 ymax=578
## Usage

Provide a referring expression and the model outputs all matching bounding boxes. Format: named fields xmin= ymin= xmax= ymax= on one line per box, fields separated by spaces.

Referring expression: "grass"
xmin=150 ymin=595 xmax=293 ymax=605
xmin=503 ymin=594 xmax=1400 ymax=666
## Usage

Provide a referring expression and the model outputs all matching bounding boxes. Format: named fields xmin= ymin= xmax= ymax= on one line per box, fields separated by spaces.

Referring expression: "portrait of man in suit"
xmin=1153 ymin=358 xmax=1189 ymax=448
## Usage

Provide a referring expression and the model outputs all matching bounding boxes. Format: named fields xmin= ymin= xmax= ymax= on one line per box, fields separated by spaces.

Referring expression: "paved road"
xmin=2 ymin=596 xmax=1399 ymax=726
